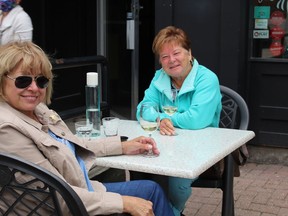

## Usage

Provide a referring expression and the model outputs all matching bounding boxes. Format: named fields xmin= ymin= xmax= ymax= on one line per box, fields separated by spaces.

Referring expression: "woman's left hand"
xmin=121 ymin=136 xmax=160 ymax=156
xmin=159 ymin=118 xmax=176 ymax=136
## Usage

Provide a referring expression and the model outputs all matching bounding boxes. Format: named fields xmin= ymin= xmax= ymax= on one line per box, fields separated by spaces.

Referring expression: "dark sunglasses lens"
xmin=14 ymin=76 xmax=49 ymax=89
xmin=36 ymin=76 xmax=49 ymax=88
xmin=15 ymin=76 xmax=32 ymax=88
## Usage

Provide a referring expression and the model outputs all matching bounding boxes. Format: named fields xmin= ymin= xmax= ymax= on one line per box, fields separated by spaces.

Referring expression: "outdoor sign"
xmin=270 ymin=27 xmax=285 ymax=39
xmin=269 ymin=40 xmax=283 ymax=56
xmin=255 ymin=19 xmax=268 ymax=29
xmin=269 ymin=10 xmax=285 ymax=26
xmin=253 ymin=30 xmax=269 ymax=39
xmin=254 ymin=6 xmax=271 ymax=19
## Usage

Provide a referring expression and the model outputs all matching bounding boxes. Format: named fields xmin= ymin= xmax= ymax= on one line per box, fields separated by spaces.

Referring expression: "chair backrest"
xmin=191 ymin=86 xmax=250 ymax=216
xmin=194 ymin=85 xmax=250 ymax=180
xmin=219 ymin=85 xmax=249 ymax=130
xmin=0 ymin=153 xmax=89 ymax=216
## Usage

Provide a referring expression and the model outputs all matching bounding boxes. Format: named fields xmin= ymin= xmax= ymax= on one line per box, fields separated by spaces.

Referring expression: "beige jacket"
xmin=0 ymin=102 xmax=123 ymax=215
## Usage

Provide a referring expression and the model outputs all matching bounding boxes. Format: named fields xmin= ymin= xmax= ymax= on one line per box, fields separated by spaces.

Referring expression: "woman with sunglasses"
xmin=0 ymin=41 xmax=174 ymax=216
xmin=0 ymin=0 xmax=33 ymax=45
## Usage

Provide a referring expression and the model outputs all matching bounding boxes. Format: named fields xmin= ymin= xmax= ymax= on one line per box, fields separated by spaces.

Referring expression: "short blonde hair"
xmin=0 ymin=41 xmax=53 ymax=104
xmin=152 ymin=26 xmax=192 ymax=57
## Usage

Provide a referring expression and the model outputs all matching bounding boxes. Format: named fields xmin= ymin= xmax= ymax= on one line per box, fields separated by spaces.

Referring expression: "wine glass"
xmin=161 ymin=89 xmax=178 ymax=116
xmin=139 ymin=102 xmax=160 ymax=157
xmin=161 ymin=89 xmax=179 ymax=136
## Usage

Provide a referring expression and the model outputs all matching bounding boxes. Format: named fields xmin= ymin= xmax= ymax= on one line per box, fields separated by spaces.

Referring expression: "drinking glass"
xmin=75 ymin=120 xmax=93 ymax=138
xmin=161 ymin=89 xmax=179 ymax=136
xmin=102 ymin=117 xmax=120 ymax=137
xmin=139 ymin=102 xmax=160 ymax=157
xmin=161 ymin=89 xmax=178 ymax=116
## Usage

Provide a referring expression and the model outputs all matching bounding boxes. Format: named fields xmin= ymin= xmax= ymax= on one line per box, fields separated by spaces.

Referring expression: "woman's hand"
xmin=121 ymin=136 xmax=160 ymax=156
xmin=122 ymin=196 xmax=155 ymax=216
xmin=159 ymin=118 xmax=176 ymax=136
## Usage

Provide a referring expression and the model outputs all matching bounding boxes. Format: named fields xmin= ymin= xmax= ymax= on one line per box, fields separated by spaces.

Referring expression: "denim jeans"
xmin=104 ymin=180 xmax=174 ymax=216
xmin=129 ymin=171 xmax=197 ymax=216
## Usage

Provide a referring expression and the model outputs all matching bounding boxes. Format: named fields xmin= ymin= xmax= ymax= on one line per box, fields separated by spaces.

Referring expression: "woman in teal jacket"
xmin=136 ymin=26 xmax=222 ymax=216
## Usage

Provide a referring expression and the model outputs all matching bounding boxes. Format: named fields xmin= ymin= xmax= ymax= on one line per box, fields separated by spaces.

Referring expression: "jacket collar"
xmin=154 ymin=58 xmax=199 ymax=95
xmin=0 ymin=101 xmax=44 ymax=130
xmin=0 ymin=102 xmax=64 ymax=133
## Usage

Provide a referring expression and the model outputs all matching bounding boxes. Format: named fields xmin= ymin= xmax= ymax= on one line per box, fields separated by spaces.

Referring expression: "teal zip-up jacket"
xmin=136 ymin=59 xmax=222 ymax=129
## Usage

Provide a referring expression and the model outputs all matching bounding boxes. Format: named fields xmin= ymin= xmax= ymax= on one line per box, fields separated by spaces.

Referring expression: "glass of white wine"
xmin=161 ymin=88 xmax=179 ymax=136
xmin=139 ymin=102 xmax=160 ymax=157
xmin=161 ymin=89 xmax=178 ymax=116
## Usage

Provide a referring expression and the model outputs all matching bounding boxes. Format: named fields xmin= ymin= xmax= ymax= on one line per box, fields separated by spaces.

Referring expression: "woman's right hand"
xmin=121 ymin=136 xmax=160 ymax=156
xmin=159 ymin=118 xmax=176 ymax=136
xmin=122 ymin=196 xmax=154 ymax=216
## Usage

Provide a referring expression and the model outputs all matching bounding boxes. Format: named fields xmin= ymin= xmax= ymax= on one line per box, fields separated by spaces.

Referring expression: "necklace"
xmin=171 ymin=79 xmax=182 ymax=90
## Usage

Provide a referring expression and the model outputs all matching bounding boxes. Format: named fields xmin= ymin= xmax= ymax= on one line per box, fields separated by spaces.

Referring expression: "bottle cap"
xmin=86 ymin=72 xmax=98 ymax=86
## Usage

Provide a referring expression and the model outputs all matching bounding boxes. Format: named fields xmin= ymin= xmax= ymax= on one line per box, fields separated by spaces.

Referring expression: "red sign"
xmin=269 ymin=41 xmax=283 ymax=56
xmin=270 ymin=27 xmax=285 ymax=39
xmin=269 ymin=10 xmax=285 ymax=26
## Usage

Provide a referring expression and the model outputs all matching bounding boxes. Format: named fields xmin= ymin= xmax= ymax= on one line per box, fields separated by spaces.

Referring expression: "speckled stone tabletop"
xmin=94 ymin=120 xmax=255 ymax=179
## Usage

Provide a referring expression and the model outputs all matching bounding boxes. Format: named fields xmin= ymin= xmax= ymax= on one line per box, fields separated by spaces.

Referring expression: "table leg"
xmin=222 ymin=153 xmax=235 ymax=216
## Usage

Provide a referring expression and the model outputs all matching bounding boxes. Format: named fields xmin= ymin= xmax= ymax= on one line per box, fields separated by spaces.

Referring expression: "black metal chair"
xmin=191 ymin=85 xmax=250 ymax=216
xmin=0 ymin=153 xmax=89 ymax=216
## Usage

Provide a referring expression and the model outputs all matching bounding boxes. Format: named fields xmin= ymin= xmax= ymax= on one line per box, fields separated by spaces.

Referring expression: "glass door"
xmin=97 ymin=0 xmax=155 ymax=120
xmin=96 ymin=0 xmax=139 ymax=120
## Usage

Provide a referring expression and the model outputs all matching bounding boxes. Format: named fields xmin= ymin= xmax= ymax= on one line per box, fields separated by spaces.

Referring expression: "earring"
xmin=190 ymin=58 xmax=194 ymax=66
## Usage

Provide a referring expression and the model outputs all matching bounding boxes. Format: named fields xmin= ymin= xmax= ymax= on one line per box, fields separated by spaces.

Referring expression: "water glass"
xmin=102 ymin=117 xmax=120 ymax=137
xmin=75 ymin=120 xmax=93 ymax=138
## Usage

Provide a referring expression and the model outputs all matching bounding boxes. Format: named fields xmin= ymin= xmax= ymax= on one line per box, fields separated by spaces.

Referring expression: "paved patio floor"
xmin=183 ymin=163 xmax=288 ymax=216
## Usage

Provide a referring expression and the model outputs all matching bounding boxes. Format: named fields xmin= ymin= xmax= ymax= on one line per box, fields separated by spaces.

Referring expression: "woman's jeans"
xmin=104 ymin=180 xmax=174 ymax=216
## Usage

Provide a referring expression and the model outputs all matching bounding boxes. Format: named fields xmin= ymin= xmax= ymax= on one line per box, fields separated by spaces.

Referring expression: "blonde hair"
xmin=152 ymin=26 xmax=192 ymax=57
xmin=0 ymin=41 xmax=53 ymax=104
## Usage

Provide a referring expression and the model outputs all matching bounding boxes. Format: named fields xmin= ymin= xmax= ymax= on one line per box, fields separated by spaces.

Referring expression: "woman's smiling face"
xmin=3 ymin=63 xmax=46 ymax=118
xmin=159 ymin=42 xmax=192 ymax=79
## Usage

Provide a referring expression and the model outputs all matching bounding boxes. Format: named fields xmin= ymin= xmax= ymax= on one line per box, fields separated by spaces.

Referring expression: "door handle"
xmin=126 ymin=12 xmax=135 ymax=50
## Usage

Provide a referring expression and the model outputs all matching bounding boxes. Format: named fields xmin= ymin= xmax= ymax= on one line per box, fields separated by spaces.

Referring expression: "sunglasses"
xmin=5 ymin=74 xmax=50 ymax=89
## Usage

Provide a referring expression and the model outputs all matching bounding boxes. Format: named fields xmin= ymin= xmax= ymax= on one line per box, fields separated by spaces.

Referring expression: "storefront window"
xmin=251 ymin=0 xmax=288 ymax=58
